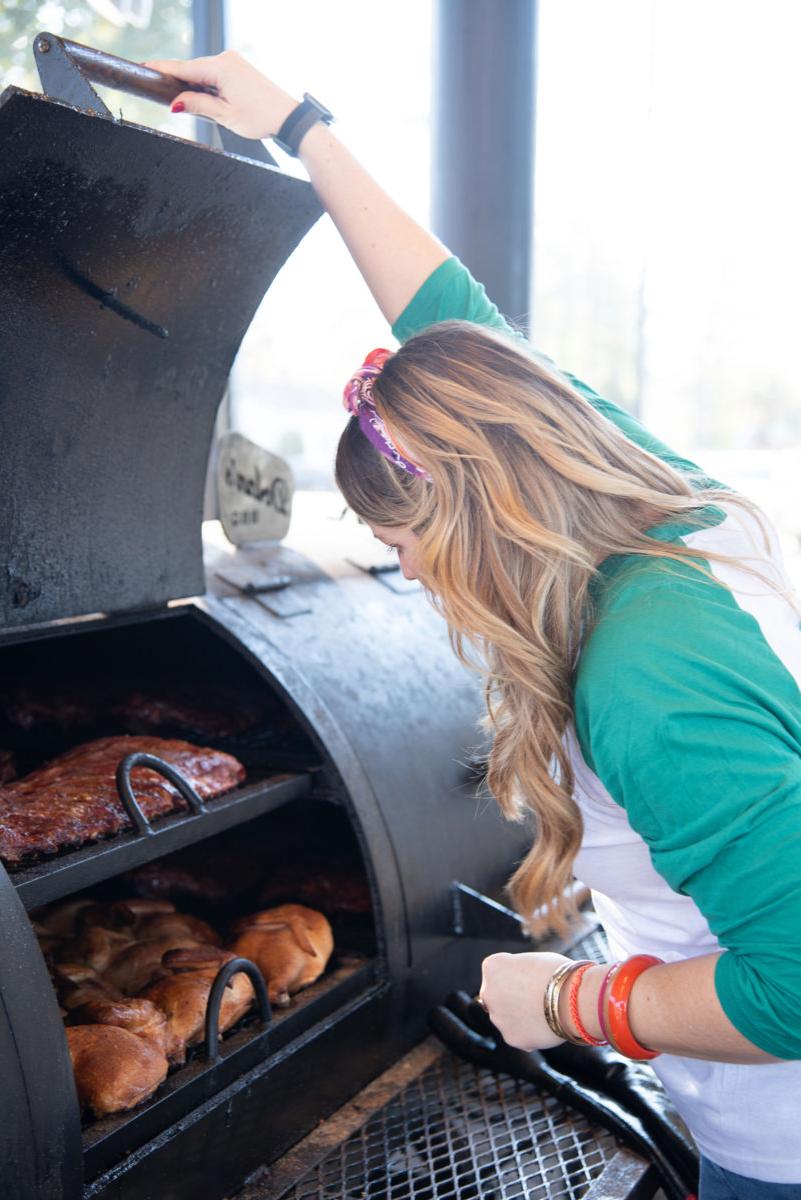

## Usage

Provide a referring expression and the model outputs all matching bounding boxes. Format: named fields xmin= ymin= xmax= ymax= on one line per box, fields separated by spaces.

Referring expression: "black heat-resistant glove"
xmin=428 ymin=990 xmax=698 ymax=1200
xmin=541 ymin=1039 xmax=698 ymax=1190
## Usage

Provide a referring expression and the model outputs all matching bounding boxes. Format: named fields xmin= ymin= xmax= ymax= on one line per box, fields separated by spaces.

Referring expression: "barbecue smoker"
xmin=0 ymin=38 xmax=535 ymax=1200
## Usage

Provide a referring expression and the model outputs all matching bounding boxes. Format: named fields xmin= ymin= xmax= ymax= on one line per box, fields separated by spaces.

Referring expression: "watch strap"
xmin=274 ymin=93 xmax=334 ymax=157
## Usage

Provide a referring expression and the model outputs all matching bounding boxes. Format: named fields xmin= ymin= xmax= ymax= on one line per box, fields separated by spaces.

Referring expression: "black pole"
xmin=192 ymin=0 xmax=225 ymax=60
xmin=432 ymin=0 xmax=538 ymax=334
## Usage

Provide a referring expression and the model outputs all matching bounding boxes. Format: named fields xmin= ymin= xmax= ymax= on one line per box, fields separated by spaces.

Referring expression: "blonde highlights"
xmin=336 ymin=321 xmax=751 ymax=934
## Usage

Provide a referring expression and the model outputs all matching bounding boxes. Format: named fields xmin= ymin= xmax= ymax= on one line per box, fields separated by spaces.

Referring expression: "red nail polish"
xmin=171 ymin=100 xmax=185 ymax=114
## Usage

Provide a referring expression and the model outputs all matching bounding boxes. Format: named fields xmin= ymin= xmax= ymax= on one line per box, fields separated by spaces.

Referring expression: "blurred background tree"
xmin=0 ymin=0 xmax=191 ymax=128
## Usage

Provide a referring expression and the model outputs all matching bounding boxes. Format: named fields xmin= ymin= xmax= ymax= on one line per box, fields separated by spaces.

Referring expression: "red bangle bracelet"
xmin=567 ymin=963 xmax=607 ymax=1046
xmin=605 ymin=953 xmax=663 ymax=1060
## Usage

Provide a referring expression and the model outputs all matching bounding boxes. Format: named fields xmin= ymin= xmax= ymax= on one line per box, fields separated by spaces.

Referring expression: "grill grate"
xmin=566 ymin=924 xmax=610 ymax=967
xmin=274 ymin=923 xmax=632 ymax=1200
xmin=278 ymin=1054 xmax=620 ymax=1200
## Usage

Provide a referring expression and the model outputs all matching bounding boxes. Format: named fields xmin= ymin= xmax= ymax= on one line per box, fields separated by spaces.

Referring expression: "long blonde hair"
xmin=336 ymin=321 xmax=751 ymax=933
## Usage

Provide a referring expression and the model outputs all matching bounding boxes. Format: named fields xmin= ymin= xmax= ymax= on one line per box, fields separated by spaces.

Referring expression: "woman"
xmin=148 ymin=50 xmax=801 ymax=1197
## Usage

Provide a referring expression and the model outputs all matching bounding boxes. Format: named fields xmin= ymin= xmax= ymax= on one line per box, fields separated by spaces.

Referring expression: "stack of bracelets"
xmin=543 ymin=954 xmax=664 ymax=1060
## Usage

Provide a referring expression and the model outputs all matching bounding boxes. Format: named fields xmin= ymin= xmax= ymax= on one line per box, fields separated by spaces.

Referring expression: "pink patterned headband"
xmin=342 ymin=348 xmax=431 ymax=480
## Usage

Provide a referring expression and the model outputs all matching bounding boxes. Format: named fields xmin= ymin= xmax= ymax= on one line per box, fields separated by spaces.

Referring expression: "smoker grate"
xmin=566 ymin=923 xmax=610 ymax=967
xmin=274 ymin=923 xmax=634 ymax=1200
xmin=278 ymin=1053 xmax=621 ymax=1200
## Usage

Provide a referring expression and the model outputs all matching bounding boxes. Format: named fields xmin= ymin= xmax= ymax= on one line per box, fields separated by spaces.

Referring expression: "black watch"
xmin=273 ymin=93 xmax=334 ymax=157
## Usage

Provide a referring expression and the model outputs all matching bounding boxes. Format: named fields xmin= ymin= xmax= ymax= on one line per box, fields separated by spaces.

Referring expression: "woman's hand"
xmin=479 ymin=951 xmax=572 ymax=1051
xmin=143 ymin=51 xmax=298 ymax=140
xmin=144 ymin=50 xmax=448 ymax=324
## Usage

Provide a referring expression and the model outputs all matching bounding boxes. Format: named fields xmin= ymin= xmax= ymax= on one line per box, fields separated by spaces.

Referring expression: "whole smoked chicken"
xmin=53 ymin=964 xmax=124 ymax=1012
xmin=66 ymin=997 xmax=174 ymax=1060
xmin=142 ymin=946 xmax=255 ymax=1064
xmin=54 ymin=926 xmax=135 ymax=974
xmin=66 ymin=1025 xmax=168 ymax=1118
xmin=102 ymin=931 xmax=210 ymax=995
xmin=33 ymin=897 xmax=98 ymax=937
xmin=229 ymin=905 xmax=333 ymax=1007
xmin=0 ymin=736 xmax=245 ymax=863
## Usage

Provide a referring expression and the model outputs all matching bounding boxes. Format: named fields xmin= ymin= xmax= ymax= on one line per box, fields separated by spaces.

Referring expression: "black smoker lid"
xmin=0 ymin=85 xmax=322 ymax=631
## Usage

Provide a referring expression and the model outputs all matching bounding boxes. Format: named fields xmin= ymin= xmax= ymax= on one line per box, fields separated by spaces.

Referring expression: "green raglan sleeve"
xmin=391 ymin=255 xmax=516 ymax=343
xmin=574 ymin=558 xmax=801 ymax=1059
xmin=391 ymin=256 xmax=710 ymax=481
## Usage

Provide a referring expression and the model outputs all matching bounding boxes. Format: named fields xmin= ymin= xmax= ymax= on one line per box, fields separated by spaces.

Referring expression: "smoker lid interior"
xmin=0 ymin=87 xmax=321 ymax=630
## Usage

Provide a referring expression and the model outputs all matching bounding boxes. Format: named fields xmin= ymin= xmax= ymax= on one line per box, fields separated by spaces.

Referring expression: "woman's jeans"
xmin=701 ymin=1157 xmax=801 ymax=1200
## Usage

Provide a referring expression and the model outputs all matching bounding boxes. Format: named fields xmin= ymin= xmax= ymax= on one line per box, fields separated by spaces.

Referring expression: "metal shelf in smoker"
xmin=82 ymin=956 xmax=383 ymax=1187
xmin=11 ymin=771 xmax=314 ymax=909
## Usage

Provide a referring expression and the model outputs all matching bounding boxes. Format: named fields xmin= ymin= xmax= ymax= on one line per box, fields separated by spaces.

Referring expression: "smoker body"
xmin=0 ymin=49 xmax=532 ymax=1200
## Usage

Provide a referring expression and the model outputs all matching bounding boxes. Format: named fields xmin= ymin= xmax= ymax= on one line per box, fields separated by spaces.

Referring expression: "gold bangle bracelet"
xmin=544 ymin=958 xmax=593 ymax=1043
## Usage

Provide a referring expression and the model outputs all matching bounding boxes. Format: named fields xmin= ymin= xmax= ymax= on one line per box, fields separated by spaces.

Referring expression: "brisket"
xmin=0 ymin=736 xmax=245 ymax=864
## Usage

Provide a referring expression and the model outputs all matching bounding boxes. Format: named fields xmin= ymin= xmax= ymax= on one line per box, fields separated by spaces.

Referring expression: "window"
xmin=534 ymin=0 xmax=801 ymax=581
xmin=0 ymin=1 xmax=192 ymax=132
xmin=226 ymin=0 xmax=434 ymax=489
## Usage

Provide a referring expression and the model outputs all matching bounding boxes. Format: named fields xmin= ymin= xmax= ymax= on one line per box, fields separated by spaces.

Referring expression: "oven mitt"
xmin=428 ymin=991 xmax=697 ymax=1200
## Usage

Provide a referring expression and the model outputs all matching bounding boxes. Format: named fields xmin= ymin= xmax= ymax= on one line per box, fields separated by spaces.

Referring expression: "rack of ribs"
xmin=0 ymin=736 xmax=245 ymax=863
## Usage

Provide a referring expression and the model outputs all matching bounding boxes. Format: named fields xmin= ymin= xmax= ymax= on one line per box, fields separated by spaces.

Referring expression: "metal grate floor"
xmin=278 ymin=1052 xmax=621 ymax=1200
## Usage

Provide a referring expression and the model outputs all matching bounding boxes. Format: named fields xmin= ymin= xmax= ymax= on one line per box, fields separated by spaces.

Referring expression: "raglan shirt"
xmin=392 ymin=257 xmax=801 ymax=1181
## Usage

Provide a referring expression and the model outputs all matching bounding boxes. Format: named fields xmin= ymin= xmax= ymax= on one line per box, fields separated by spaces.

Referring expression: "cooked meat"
xmin=54 ymin=927 xmax=135 ymax=974
xmin=66 ymin=1025 xmax=168 ymax=1117
xmin=32 ymin=898 xmax=97 ymax=936
xmin=0 ymin=750 xmax=16 ymax=784
xmin=106 ymin=898 xmax=176 ymax=922
xmin=127 ymin=861 xmax=232 ymax=905
xmin=31 ymin=919 xmax=63 ymax=957
xmin=1 ymin=685 xmax=98 ymax=733
xmin=229 ymin=905 xmax=333 ymax=1008
xmin=142 ymin=946 xmax=254 ymax=1064
xmin=53 ymin=963 xmax=124 ymax=1012
xmin=66 ymin=997 xmax=175 ymax=1060
xmin=78 ymin=899 xmax=219 ymax=945
xmin=0 ymin=736 xmax=245 ymax=863
xmin=133 ymin=911 xmax=221 ymax=946
xmin=258 ymin=861 xmax=372 ymax=915
xmin=80 ymin=898 xmax=176 ymax=933
xmin=1 ymin=682 xmax=266 ymax=738
xmin=117 ymin=686 xmax=267 ymax=738
xmin=125 ymin=846 xmax=264 ymax=904
xmin=102 ymin=932 xmax=207 ymax=995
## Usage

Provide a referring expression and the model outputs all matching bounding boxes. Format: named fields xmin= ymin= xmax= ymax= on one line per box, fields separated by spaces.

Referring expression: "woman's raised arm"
xmin=144 ymin=50 xmax=449 ymax=327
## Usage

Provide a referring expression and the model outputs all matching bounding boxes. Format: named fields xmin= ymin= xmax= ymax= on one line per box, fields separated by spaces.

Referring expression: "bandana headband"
xmin=342 ymin=348 xmax=431 ymax=480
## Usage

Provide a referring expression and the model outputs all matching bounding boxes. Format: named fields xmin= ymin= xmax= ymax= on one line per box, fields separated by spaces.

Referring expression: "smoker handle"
xmin=204 ymin=957 xmax=272 ymax=1063
xmin=33 ymin=32 xmax=277 ymax=164
xmin=34 ymin=32 xmax=216 ymax=106
xmin=116 ymin=751 xmax=206 ymax=837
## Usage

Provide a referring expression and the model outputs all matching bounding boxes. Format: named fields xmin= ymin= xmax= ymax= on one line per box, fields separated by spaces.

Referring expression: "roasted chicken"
xmin=53 ymin=963 xmax=123 ymax=1012
xmin=142 ymin=946 xmax=254 ymax=1064
xmin=66 ymin=1025 xmax=168 ymax=1118
xmin=67 ymin=997 xmax=177 ymax=1061
xmin=229 ymin=904 xmax=333 ymax=1007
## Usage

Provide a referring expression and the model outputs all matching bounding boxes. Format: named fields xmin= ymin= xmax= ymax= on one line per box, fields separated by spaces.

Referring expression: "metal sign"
xmin=217 ymin=432 xmax=294 ymax=545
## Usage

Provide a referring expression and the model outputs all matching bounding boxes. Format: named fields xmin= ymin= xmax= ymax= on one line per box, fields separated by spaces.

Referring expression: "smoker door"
xmin=0 ymin=86 xmax=321 ymax=630
xmin=0 ymin=868 xmax=82 ymax=1199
